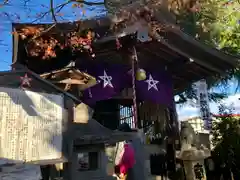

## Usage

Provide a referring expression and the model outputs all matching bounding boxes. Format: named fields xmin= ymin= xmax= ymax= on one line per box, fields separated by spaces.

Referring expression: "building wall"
xmin=181 ymin=117 xmax=208 ymax=134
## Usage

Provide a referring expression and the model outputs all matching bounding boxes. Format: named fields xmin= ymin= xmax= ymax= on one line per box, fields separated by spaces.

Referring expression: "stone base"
xmin=183 ymin=160 xmax=206 ymax=180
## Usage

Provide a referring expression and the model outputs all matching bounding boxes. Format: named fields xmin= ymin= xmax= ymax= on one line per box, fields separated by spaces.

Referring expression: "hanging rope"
xmin=131 ymin=46 xmax=138 ymax=129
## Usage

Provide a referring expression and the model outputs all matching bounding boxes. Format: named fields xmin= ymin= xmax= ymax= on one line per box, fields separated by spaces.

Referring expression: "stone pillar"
xmin=131 ymin=132 xmax=147 ymax=180
xmin=177 ymin=147 xmax=210 ymax=180
xmin=69 ymin=145 xmax=111 ymax=180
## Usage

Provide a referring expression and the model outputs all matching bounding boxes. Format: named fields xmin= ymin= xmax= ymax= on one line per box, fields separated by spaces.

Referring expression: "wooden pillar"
xmin=63 ymin=97 xmax=74 ymax=180
xmin=165 ymin=98 xmax=184 ymax=180
xmin=137 ymin=104 xmax=142 ymax=129
xmin=40 ymin=165 xmax=51 ymax=180
xmin=165 ymin=108 xmax=175 ymax=176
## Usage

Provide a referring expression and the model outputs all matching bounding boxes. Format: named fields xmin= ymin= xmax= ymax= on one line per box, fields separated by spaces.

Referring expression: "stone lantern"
xmin=178 ymin=122 xmax=211 ymax=180
xmin=67 ymin=103 xmax=135 ymax=180
xmin=176 ymin=145 xmax=210 ymax=180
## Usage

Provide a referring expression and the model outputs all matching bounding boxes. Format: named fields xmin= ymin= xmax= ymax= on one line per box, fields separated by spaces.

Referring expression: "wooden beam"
xmin=12 ymin=17 xmax=111 ymax=34
xmin=171 ymin=28 xmax=239 ymax=66
xmin=27 ymin=69 xmax=81 ymax=103
xmin=40 ymin=68 xmax=71 ymax=78
xmin=69 ymin=69 xmax=95 ymax=80
xmin=152 ymin=31 xmax=224 ymax=73
xmin=51 ymin=78 xmax=86 ymax=85
xmin=12 ymin=27 xmax=19 ymax=67
xmin=40 ymin=69 xmax=97 ymax=90
xmin=77 ymin=79 xmax=97 ymax=91
xmin=64 ymin=84 xmax=71 ymax=91
xmin=171 ymin=75 xmax=185 ymax=81
xmin=148 ymin=42 xmax=181 ymax=58
xmin=140 ymin=47 xmax=172 ymax=62
xmin=150 ymin=10 xmax=238 ymax=67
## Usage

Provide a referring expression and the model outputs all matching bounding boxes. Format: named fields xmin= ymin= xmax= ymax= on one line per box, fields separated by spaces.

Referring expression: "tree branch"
xmin=31 ymin=24 xmax=57 ymax=41
xmin=32 ymin=0 xmax=104 ymax=23
xmin=31 ymin=2 xmax=64 ymax=23
xmin=50 ymin=0 xmax=58 ymax=23
xmin=71 ymin=0 xmax=104 ymax=6
xmin=0 ymin=0 xmax=9 ymax=6
xmin=26 ymin=0 xmax=105 ymax=42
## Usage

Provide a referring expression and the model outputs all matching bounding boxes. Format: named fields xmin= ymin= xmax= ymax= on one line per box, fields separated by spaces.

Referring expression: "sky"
xmin=0 ymin=0 xmax=105 ymax=70
xmin=0 ymin=0 xmax=239 ymax=120
xmin=177 ymin=81 xmax=240 ymax=120
xmin=177 ymin=93 xmax=240 ymax=120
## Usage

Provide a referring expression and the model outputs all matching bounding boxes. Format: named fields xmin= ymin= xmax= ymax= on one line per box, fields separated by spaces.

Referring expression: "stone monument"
xmin=67 ymin=103 xmax=134 ymax=180
xmin=177 ymin=122 xmax=210 ymax=180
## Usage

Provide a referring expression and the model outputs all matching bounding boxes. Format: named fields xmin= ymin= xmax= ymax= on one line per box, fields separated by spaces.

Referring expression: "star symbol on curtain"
xmin=145 ymin=74 xmax=159 ymax=91
xmin=98 ymin=70 xmax=113 ymax=88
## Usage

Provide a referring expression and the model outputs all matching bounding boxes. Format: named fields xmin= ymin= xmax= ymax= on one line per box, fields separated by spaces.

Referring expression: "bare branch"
xmin=0 ymin=0 xmax=9 ymax=6
xmin=18 ymin=0 xmax=105 ymax=46
xmin=72 ymin=0 xmax=104 ymax=6
xmin=32 ymin=0 xmax=104 ymax=23
xmin=50 ymin=0 xmax=58 ymax=23
xmin=31 ymin=1 xmax=66 ymax=23
xmin=30 ymin=24 xmax=57 ymax=41
xmin=31 ymin=11 xmax=50 ymax=23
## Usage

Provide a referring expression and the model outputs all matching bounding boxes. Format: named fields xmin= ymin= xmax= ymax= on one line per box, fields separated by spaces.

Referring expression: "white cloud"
xmin=177 ymin=105 xmax=198 ymax=121
xmin=218 ymin=94 xmax=240 ymax=114
xmin=224 ymin=94 xmax=240 ymax=105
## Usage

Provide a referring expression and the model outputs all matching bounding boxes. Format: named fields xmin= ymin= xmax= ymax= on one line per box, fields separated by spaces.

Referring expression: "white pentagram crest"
xmin=98 ymin=70 xmax=114 ymax=88
xmin=145 ymin=74 xmax=159 ymax=91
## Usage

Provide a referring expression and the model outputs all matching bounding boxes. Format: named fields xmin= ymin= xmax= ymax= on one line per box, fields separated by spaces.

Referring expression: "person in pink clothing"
xmin=118 ymin=142 xmax=135 ymax=176
xmin=115 ymin=123 xmax=136 ymax=180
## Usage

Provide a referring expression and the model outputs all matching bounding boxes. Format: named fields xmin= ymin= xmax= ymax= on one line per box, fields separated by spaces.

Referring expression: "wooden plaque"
xmin=0 ymin=87 xmax=65 ymax=163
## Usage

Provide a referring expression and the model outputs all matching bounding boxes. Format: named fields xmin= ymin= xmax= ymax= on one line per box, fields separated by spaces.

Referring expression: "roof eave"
xmin=0 ymin=67 xmax=81 ymax=104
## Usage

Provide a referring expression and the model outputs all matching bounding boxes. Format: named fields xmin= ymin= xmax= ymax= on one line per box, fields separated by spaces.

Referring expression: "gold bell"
xmin=136 ymin=68 xmax=146 ymax=81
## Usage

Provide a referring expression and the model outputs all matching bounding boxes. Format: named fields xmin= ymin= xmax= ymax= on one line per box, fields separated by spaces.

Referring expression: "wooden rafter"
xmin=151 ymin=32 xmax=225 ymax=74
xmin=51 ymin=78 xmax=86 ymax=85
xmin=40 ymin=67 xmax=71 ymax=78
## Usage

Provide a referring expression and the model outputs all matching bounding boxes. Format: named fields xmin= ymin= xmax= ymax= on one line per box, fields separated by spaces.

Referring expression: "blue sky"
xmin=0 ymin=0 xmax=239 ymax=120
xmin=177 ymin=93 xmax=240 ymax=120
xmin=0 ymin=0 xmax=105 ymax=70
xmin=177 ymin=81 xmax=240 ymax=120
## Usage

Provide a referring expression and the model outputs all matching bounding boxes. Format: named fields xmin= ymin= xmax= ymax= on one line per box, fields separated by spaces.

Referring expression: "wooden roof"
xmin=11 ymin=16 xmax=239 ymax=94
xmin=39 ymin=66 xmax=97 ymax=98
xmin=0 ymin=66 xmax=81 ymax=103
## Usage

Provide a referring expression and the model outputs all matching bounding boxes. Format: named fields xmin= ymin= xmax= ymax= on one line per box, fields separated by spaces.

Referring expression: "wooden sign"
xmin=0 ymin=87 xmax=65 ymax=163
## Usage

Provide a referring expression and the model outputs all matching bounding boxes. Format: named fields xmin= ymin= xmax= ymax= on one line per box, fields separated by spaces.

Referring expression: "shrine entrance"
xmin=9 ymin=11 xmax=238 ymax=179
xmin=91 ymin=95 xmax=179 ymax=179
